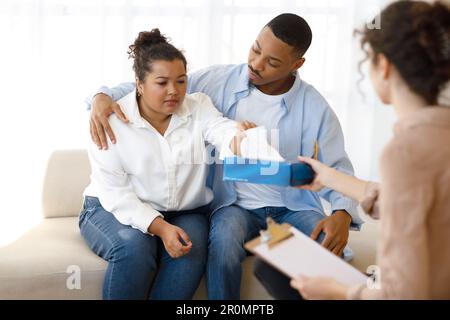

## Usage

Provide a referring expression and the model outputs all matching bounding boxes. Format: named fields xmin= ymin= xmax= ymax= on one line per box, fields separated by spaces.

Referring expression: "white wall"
xmin=0 ymin=0 xmax=395 ymax=245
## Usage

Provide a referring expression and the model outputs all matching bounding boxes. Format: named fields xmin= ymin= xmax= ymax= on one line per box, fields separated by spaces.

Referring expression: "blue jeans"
xmin=206 ymin=205 xmax=326 ymax=300
xmin=79 ymin=196 xmax=209 ymax=300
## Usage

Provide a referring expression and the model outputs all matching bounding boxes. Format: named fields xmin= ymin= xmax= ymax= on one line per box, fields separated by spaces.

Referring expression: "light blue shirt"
xmin=87 ymin=63 xmax=364 ymax=229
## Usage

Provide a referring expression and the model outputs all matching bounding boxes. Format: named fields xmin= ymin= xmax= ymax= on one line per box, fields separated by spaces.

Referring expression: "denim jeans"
xmin=206 ymin=205 xmax=326 ymax=300
xmin=79 ymin=196 xmax=209 ymax=300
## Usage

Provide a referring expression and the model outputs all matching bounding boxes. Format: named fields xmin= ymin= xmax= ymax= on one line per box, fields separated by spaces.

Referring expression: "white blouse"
xmin=84 ymin=90 xmax=237 ymax=233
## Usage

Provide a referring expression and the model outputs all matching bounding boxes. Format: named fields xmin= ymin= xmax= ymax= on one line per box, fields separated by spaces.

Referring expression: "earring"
xmin=137 ymin=91 xmax=142 ymax=97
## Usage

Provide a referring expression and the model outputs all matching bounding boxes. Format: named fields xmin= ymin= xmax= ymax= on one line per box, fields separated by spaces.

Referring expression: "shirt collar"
xmin=118 ymin=90 xmax=143 ymax=127
xmin=233 ymin=65 xmax=303 ymax=113
xmin=282 ymin=73 xmax=302 ymax=112
xmin=233 ymin=65 xmax=252 ymax=94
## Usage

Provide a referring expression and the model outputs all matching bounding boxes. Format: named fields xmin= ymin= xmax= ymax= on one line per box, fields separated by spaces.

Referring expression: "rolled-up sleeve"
xmin=87 ymin=141 xmax=162 ymax=234
xmin=197 ymin=94 xmax=238 ymax=156
xmin=84 ymin=82 xmax=135 ymax=110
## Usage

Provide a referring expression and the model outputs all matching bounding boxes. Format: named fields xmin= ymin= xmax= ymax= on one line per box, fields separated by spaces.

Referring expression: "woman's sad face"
xmin=137 ymin=59 xmax=187 ymax=116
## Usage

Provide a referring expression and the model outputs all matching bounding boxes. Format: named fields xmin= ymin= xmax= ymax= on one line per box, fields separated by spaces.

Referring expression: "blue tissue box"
xmin=223 ymin=157 xmax=315 ymax=187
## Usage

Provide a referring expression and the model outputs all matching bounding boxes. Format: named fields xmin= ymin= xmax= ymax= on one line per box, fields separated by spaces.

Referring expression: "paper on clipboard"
xmin=245 ymin=226 xmax=368 ymax=287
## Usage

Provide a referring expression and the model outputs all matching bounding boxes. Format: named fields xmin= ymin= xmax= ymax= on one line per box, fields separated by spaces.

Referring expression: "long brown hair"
xmin=357 ymin=1 xmax=450 ymax=105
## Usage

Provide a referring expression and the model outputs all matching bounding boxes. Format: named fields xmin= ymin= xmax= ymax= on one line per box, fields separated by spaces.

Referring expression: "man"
xmin=87 ymin=13 xmax=363 ymax=300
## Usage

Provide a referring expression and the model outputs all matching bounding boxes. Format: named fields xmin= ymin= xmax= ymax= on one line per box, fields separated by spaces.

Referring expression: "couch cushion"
xmin=0 ymin=217 xmax=105 ymax=299
xmin=0 ymin=212 xmax=377 ymax=300
xmin=0 ymin=216 xmax=377 ymax=299
xmin=42 ymin=150 xmax=91 ymax=218
xmin=348 ymin=218 xmax=379 ymax=274
xmin=0 ymin=217 xmax=273 ymax=300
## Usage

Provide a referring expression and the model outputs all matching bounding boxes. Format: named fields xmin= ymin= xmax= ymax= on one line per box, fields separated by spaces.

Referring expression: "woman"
xmin=254 ymin=0 xmax=450 ymax=300
xmin=79 ymin=28 xmax=248 ymax=299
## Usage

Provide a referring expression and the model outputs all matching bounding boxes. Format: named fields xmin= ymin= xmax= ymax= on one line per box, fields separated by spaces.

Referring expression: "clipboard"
xmin=245 ymin=218 xmax=368 ymax=287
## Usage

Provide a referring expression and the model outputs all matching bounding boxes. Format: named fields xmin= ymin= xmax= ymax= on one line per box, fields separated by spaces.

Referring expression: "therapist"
xmin=254 ymin=0 xmax=450 ymax=300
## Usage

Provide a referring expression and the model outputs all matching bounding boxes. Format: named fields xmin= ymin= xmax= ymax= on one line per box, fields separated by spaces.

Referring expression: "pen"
xmin=313 ymin=141 xmax=318 ymax=160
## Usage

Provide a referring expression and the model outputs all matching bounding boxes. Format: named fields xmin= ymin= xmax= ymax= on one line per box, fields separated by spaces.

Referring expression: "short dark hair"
xmin=358 ymin=1 xmax=450 ymax=105
xmin=266 ymin=13 xmax=313 ymax=57
xmin=127 ymin=28 xmax=187 ymax=82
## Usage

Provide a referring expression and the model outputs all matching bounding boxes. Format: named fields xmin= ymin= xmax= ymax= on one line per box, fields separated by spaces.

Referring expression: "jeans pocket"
xmin=78 ymin=209 xmax=87 ymax=229
xmin=84 ymin=196 xmax=100 ymax=209
xmin=79 ymin=197 xmax=100 ymax=228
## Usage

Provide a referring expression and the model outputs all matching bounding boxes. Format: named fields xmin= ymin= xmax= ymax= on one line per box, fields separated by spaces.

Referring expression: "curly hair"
xmin=356 ymin=1 xmax=450 ymax=105
xmin=127 ymin=28 xmax=187 ymax=82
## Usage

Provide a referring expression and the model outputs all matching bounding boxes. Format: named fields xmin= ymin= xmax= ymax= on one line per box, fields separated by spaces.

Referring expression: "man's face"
xmin=247 ymin=26 xmax=304 ymax=86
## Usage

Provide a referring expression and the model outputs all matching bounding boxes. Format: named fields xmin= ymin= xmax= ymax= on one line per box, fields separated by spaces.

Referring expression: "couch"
xmin=0 ymin=149 xmax=378 ymax=299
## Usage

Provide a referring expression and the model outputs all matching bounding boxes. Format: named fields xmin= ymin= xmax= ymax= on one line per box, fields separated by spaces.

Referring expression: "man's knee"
xmin=210 ymin=206 xmax=249 ymax=242
xmin=285 ymin=211 xmax=326 ymax=239
xmin=208 ymin=207 xmax=250 ymax=266
xmin=208 ymin=229 xmax=245 ymax=258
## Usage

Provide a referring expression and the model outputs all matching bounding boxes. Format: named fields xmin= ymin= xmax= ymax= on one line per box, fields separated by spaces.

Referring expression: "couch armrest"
xmin=42 ymin=149 xmax=91 ymax=218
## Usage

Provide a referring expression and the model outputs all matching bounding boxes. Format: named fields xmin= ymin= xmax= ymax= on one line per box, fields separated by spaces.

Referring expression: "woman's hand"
xmin=298 ymin=156 xmax=371 ymax=204
xmin=231 ymin=121 xmax=257 ymax=155
xmin=237 ymin=121 xmax=257 ymax=132
xmin=296 ymin=156 xmax=337 ymax=192
xmin=159 ymin=224 xmax=192 ymax=259
xmin=148 ymin=218 xmax=192 ymax=258
xmin=290 ymin=275 xmax=349 ymax=300
xmin=90 ymin=93 xmax=128 ymax=150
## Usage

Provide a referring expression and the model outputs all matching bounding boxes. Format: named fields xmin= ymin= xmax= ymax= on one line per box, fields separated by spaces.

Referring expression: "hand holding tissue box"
xmin=222 ymin=127 xmax=316 ymax=187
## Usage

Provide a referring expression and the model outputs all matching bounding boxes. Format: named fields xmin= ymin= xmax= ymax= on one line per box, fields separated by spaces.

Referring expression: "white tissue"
xmin=240 ymin=127 xmax=285 ymax=162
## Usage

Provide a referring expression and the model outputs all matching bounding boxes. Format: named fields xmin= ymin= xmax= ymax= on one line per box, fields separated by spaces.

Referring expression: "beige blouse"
xmin=348 ymin=107 xmax=450 ymax=300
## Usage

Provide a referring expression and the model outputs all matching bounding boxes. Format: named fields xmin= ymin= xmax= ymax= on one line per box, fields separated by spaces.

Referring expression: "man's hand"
xmin=311 ymin=210 xmax=352 ymax=257
xmin=90 ymin=93 xmax=128 ymax=150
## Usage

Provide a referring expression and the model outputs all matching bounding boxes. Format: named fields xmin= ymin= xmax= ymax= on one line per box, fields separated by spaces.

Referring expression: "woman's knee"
xmin=112 ymin=230 xmax=158 ymax=267
xmin=179 ymin=214 xmax=209 ymax=260
xmin=170 ymin=211 xmax=207 ymax=241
